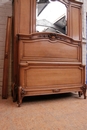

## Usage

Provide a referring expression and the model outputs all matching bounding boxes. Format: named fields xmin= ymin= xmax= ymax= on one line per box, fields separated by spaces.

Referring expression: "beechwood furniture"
xmin=2 ymin=17 xmax=12 ymax=99
xmin=12 ymin=0 xmax=86 ymax=106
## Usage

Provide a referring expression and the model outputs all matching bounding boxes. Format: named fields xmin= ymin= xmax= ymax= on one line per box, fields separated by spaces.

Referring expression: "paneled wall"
xmin=0 ymin=1 xmax=12 ymax=96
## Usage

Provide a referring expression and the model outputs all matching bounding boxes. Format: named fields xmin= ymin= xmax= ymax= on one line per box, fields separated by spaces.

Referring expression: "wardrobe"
xmin=12 ymin=0 xmax=86 ymax=106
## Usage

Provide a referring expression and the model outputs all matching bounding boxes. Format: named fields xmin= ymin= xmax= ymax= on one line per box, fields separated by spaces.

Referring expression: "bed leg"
xmin=17 ymin=86 xmax=22 ymax=107
xmin=78 ymin=91 xmax=82 ymax=97
xmin=11 ymin=83 xmax=17 ymax=102
xmin=80 ymin=85 xmax=86 ymax=99
xmin=17 ymin=86 xmax=26 ymax=107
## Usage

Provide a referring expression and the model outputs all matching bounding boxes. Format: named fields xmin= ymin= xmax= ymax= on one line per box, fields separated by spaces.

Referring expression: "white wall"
xmin=82 ymin=0 xmax=87 ymax=65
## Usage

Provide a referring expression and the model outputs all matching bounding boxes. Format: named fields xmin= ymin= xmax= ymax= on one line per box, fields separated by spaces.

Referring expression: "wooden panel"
xmin=30 ymin=0 xmax=36 ymax=33
xmin=19 ymin=0 xmax=30 ymax=33
xmin=71 ymin=7 xmax=80 ymax=40
xmin=18 ymin=0 xmax=36 ymax=33
xmin=2 ymin=17 xmax=12 ymax=99
xmin=12 ymin=0 xmax=20 ymax=83
xmin=18 ymin=33 xmax=82 ymax=62
xmin=18 ymin=36 xmax=80 ymax=62
xmin=19 ymin=64 xmax=84 ymax=89
xmin=12 ymin=0 xmax=36 ymax=84
xmin=68 ymin=2 xmax=82 ymax=40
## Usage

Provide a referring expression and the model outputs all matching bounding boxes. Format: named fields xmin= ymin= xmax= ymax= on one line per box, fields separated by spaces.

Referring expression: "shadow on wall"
xmin=0 ymin=0 xmax=12 ymax=96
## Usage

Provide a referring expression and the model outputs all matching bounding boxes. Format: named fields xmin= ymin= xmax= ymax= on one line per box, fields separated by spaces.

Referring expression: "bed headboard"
xmin=17 ymin=32 xmax=82 ymax=63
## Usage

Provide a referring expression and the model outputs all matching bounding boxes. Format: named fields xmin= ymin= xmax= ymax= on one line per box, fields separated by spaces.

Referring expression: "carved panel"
xmin=19 ymin=63 xmax=85 ymax=89
xmin=18 ymin=33 xmax=81 ymax=62
xmin=67 ymin=1 xmax=82 ymax=40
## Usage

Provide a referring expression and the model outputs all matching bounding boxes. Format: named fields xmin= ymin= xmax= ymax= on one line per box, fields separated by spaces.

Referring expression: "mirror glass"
xmin=36 ymin=0 xmax=67 ymax=34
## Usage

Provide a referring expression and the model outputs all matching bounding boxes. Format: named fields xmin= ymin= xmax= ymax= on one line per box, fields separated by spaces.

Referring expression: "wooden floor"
xmin=0 ymin=92 xmax=87 ymax=130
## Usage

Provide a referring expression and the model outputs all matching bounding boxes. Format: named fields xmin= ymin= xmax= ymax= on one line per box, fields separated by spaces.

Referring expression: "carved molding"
xmin=17 ymin=33 xmax=81 ymax=45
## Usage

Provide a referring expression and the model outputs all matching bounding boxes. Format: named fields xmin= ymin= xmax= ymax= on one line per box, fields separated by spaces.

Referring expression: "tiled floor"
xmin=0 ymin=92 xmax=87 ymax=130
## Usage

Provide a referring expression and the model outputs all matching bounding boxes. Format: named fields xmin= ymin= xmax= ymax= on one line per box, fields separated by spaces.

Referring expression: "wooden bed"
xmin=11 ymin=32 xmax=86 ymax=106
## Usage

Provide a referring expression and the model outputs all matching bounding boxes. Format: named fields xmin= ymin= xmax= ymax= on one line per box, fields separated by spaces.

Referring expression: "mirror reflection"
xmin=36 ymin=0 xmax=67 ymax=34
